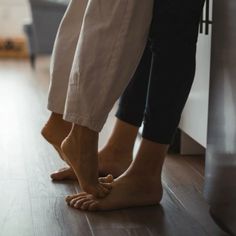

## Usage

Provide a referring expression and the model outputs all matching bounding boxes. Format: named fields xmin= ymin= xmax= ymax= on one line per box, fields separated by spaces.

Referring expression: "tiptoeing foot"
xmin=41 ymin=113 xmax=72 ymax=162
xmin=61 ymin=125 xmax=112 ymax=198
xmin=50 ymin=145 xmax=132 ymax=181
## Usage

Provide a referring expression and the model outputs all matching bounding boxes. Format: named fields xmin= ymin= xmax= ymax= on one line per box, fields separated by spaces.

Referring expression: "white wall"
xmin=179 ymin=0 xmax=213 ymax=149
xmin=0 ymin=0 xmax=31 ymax=37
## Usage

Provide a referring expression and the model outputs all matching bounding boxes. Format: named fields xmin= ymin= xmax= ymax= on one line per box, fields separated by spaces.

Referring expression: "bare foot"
xmin=51 ymin=168 xmax=113 ymax=185
xmin=42 ymin=126 xmax=76 ymax=181
xmin=41 ymin=113 xmax=72 ymax=162
xmin=50 ymin=167 xmax=77 ymax=181
xmin=98 ymin=146 xmax=132 ymax=177
xmin=61 ymin=125 xmax=112 ymax=198
xmin=66 ymin=173 xmax=163 ymax=211
xmin=42 ymin=113 xmax=74 ymax=181
xmin=44 ymin=116 xmax=133 ymax=181
xmin=51 ymin=145 xmax=132 ymax=180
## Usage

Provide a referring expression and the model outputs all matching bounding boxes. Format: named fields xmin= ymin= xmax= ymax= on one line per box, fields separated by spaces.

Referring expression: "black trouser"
xmin=115 ymin=0 xmax=205 ymax=144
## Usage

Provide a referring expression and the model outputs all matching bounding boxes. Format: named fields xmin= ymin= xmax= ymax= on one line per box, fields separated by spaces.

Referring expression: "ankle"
xmin=71 ymin=124 xmax=98 ymax=139
xmin=43 ymin=113 xmax=71 ymax=133
xmin=103 ymin=142 xmax=133 ymax=157
xmin=104 ymin=118 xmax=138 ymax=154
xmin=41 ymin=113 xmax=72 ymax=146
xmin=48 ymin=113 xmax=70 ymax=126
xmin=65 ymin=124 xmax=98 ymax=154
xmin=127 ymin=166 xmax=162 ymax=179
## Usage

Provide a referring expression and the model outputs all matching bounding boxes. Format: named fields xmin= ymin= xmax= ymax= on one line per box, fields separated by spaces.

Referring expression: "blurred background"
xmin=0 ymin=0 xmax=69 ymax=66
xmin=0 ymin=0 xmax=30 ymax=37
xmin=0 ymin=1 xmax=235 ymax=235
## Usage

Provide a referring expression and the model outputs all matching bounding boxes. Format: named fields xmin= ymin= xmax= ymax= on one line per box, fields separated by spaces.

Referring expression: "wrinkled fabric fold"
xmin=48 ymin=0 xmax=89 ymax=114
xmin=47 ymin=0 xmax=154 ymax=132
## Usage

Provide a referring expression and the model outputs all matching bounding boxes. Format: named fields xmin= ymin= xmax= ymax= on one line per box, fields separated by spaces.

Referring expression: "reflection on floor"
xmin=0 ymin=58 xmax=227 ymax=236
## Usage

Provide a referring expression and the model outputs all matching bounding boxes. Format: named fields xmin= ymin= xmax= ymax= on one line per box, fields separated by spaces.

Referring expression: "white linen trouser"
xmin=47 ymin=0 xmax=154 ymax=132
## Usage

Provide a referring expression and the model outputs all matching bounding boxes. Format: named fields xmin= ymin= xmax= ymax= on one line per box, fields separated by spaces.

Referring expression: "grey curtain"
xmin=204 ymin=0 xmax=236 ymax=234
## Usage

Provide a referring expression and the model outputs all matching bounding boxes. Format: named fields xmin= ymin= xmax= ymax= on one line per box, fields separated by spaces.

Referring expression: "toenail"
xmin=70 ymin=201 xmax=75 ymax=206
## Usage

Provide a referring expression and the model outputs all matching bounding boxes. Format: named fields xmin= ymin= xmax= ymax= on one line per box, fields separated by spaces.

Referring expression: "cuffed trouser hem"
xmin=142 ymin=129 xmax=177 ymax=145
xmin=115 ymin=101 xmax=178 ymax=144
xmin=115 ymin=105 xmax=144 ymax=128
xmin=61 ymin=0 xmax=153 ymax=133
xmin=116 ymin=108 xmax=177 ymax=144
xmin=47 ymin=102 xmax=65 ymax=115
xmin=142 ymin=120 xmax=178 ymax=145
xmin=63 ymin=113 xmax=107 ymax=132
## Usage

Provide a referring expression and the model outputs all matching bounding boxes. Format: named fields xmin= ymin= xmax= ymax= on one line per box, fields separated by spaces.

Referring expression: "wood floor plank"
xmin=0 ymin=122 xmax=28 ymax=181
xmin=181 ymin=155 xmax=205 ymax=177
xmin=163 ymin=155 xmax=227 ymax=236
xmin=0 ymin=59 xmax=77 ymax=198
xmin=84 ymin=189 xmax=209 ymax=236
xmin=0 ymin=58 xmax=228 ymax=236
xmin=24 ymin=134 xmax=77 ymax=198
xmin=31 ymin=197 xmax=92 ymax=236
xmin=0 ymin=180 xmax=34 ymax=236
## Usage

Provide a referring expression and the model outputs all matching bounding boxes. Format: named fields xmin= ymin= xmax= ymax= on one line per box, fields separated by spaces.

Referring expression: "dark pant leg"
xmin=142 ymin=0 xmax=205 ymax=144
xmin=115 ymin=40 xmax=152 ymax=127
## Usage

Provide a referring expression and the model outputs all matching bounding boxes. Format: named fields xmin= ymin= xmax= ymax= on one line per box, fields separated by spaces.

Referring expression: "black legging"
xmin=116 ymin=0 xmax=205 ymax=144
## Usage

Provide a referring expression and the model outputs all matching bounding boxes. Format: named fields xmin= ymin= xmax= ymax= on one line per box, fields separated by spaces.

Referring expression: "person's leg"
xmin=66 ymin=0 xmax=205 ymax=210
xmin=61 ymin=0 xmax=154 ymax=197
xmin=99 ymin=41 xmax=153 ymax=177
xmin=41 ymin=0 xmax=88 ymax=179
xmin=142 ymin=0 xmax=206 ymax=145
xmin=41 ymin=113 xmax=72 ymax=163
xmin=66 ymin=139 xmax=168 ymax=210
xmin=47 ymin=0 xmax=88 ymax=114
xmin=115 ymin=40 xmax=152 ymax=126
xmin=50 ymin=41 xmax=152 ymax=180
xmin=98 ymin=119 xmax=138 ymax=177
xmin=49 ymin=118 xmax=138 ymax=181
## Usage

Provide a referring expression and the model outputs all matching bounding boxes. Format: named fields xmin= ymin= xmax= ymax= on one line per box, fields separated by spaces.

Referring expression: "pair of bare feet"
xmin=41 ymin=113 xmax=168 ymax=211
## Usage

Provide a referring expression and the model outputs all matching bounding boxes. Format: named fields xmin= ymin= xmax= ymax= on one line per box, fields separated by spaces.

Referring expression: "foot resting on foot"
xmin=66 ymin=173 xmax=163 ymax=211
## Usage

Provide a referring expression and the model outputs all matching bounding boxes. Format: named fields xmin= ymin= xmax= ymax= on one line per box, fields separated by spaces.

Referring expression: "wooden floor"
xmin=0 ymin=58 xmax=228 ymax=236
